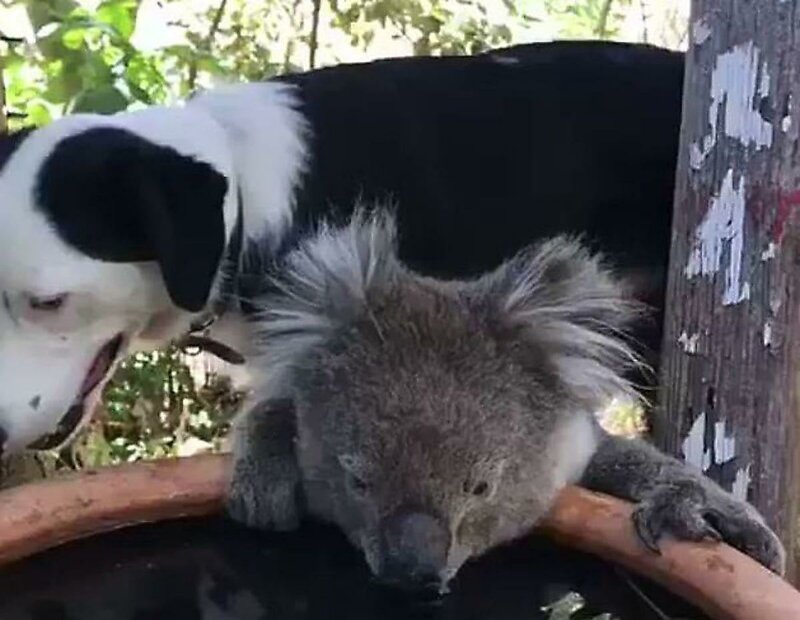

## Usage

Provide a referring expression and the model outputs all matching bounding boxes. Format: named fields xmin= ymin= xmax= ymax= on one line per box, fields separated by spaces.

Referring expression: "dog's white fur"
xmin=191 ymin=83 xmax=309 ymax=248
xmin=0 ymin=83 xmax=307 ymax=452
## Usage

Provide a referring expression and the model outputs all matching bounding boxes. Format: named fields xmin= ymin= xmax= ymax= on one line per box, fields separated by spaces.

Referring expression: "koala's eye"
xmin=28 ymin=293 xmax=68 ymax=312
xmin=464 ymin=480 xmax=490 ymax=497
xmin=347 ymin=471 xmax=370 ymax=497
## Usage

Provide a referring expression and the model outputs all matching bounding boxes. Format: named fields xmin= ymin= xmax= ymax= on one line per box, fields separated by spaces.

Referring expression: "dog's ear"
xmin=35 ymin=127 xmax=229 ymax=312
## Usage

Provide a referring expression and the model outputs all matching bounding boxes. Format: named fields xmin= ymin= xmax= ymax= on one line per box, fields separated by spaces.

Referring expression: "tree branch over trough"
xmin=308 ymin=0 xmax=323 ymax=69
xmin=595 ymin=0 xmax=615 ymax=38
xmin=188 ymin=0 xmax=230 ymax=93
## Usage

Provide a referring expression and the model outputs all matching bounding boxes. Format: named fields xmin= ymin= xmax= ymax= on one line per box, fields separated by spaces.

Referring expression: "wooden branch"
xmin=187 ymin=0 xmax=229 ymax=92
xmin=638 ymin=0 xmax=649 ymax=43
xmin=594 ymin=0 xmax=614 ymax=38
xmin=0 ymin=454 xmax=799 ymax=619
xmin=656 ymin=0 xmax=800 ymax=579
xmin=308 ymin=0 xmax=323 ymax=70
xmin=0 ymin=455 xmax=229 ymax=565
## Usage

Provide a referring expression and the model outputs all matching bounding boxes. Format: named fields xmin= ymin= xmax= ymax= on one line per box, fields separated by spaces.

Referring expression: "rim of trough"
xmin=0 ymin=453 xmax=797 ymax=620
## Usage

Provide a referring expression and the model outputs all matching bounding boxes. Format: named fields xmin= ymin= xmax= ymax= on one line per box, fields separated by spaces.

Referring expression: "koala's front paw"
xmin=632 ymin=479 xmax=786 ymax=575
xmin=226 ymin=456 xmax=302 ymax=532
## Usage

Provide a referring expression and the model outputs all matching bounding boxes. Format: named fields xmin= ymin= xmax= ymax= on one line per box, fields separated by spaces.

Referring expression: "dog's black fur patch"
xmin=278 ymin=40 xmax=684 ymax=366
xmin=34 ymin=127 xmax=228 ymax=312
xmin=281 ymin=41 xmax=681 ymax=276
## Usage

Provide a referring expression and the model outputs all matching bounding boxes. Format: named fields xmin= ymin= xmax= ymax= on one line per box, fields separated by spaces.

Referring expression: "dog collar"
xmin=177 ymin=189 xmax=246 ymax=366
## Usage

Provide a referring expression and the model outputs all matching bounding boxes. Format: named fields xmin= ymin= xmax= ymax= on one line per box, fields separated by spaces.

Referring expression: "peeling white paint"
xmin=691 ymin=41 xmax=774 ymax=168
xmin=692 ymin=18 xmax=711 ymax=45
xmin=715 ymin=42 xmax=773 ymax=146
xmin=770 ymin=290 xmax=783 ymax=315
xmin=782 ymin=95 xmax=792 ymax=132
xmin=712 ymin=420 xmax=737 ymax=463
xmin=678 ymin=331 xmax=700 ymax=354
xmin=764 ymin=321 xmax=773 ymax=347
xmin=761 ymin=242 xmax=777 ymax=261
xmin=689 ymin=144 xmax=704 ymax=170
xmin=758 ymin=61 xmax=770 ymax=98
xmin=683 ymin=412 xmax=710 ymax=471
xmin=732 ymin=465 xmax=752 ymax=501
xmin=683 ymin=414 xmax=751 ymax=500
xmin=682 ymin=415 xmax=735 ymax=472
xmin=685 ymin=169 xmax=750 ymax=305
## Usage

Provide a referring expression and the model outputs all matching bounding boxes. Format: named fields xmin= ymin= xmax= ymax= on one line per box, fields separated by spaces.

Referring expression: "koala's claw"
xmin=632 ymin=501 xmax=721 ymax=555
xmin=705 ymin=507 xmax=787 ymax=576
xmin=226 ymin=458 xmax=301 ymax=532
xmin=631 ymin=481 xmax=786 ymax=576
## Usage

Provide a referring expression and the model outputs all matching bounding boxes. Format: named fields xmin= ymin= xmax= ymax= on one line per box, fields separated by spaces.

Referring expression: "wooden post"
xmin=655 ymin=1 xmax=800 ymax=578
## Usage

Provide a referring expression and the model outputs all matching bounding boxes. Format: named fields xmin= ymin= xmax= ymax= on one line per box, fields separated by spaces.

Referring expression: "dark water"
xmin=0 ymin=517 xmax=709 ymax=620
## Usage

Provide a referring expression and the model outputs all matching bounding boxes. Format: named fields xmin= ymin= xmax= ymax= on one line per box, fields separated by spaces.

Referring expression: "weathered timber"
xmin=656 ymin=0 xmax=800 ymax=579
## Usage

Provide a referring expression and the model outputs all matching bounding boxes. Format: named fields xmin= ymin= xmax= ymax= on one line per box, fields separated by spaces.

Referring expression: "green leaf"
xmin=25 ymin=100 xmax=54 ymax=126
xmin=124 ymin=78 xmax=153 ymax=104
xmin=61 ymin=25 xmax=88 ymax=50
xmin=123 ymin=54 xmax=168 ymax=103
xmin=492 ymin=24 xmax=512 ymax=41
xmin=42 ymin=66 xmax=83 ymax=104
xmin=69 ymin=55 xmax=114 ymax=95
xmin=71 ymin=85 xmax=130 ymax=114
xmin=96 ymin=0 xmax=138 ymax=40
xmin=37 ymin=27 xmax=72 ymax=59
xmin=161 ymin=44 xmax=196 ymax=63
xmin=1 ymin=52 xmax=26 ymax=73
xmin=100 ymin=44 xmax=126 ymax=67
xmin=26 ymin=0 xmax=80 ymax=31
xmin=196 ymin=54 xmax=226 ymax=76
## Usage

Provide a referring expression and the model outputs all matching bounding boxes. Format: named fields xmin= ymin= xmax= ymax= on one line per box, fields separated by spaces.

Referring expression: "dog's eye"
xmin=28 ymin=294 xmax=68 ymax=312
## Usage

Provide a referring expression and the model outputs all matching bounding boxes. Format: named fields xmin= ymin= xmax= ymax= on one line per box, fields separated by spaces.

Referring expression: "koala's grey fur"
xmin=227 ymin=209 xmax=785 ymax=589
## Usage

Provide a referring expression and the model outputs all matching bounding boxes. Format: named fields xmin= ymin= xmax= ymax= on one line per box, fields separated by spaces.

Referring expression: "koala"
xmin=227 ymin=210 xmax=785 ymax=590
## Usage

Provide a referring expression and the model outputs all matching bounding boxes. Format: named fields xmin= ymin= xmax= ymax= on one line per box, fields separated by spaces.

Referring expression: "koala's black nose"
xmin=379 ymin=509 xmax=450 ymax=587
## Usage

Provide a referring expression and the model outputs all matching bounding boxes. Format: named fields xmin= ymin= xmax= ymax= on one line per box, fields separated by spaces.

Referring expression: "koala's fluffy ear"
xmin=465 ymin=236 xmax=646 ymax=404
xmin=249 ymin=208 xmax=400 ymax=398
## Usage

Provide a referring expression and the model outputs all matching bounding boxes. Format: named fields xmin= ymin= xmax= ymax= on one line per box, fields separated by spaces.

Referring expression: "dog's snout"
xmin=379 ymin=508 xmax=450 ymax=587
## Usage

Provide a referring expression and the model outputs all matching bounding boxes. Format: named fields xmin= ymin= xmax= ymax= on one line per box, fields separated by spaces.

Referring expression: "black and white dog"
xmin=0 ymin=40 xmax=683 ymax=455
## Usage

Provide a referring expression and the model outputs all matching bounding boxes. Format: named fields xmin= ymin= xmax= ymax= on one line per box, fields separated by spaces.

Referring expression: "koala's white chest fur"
xmin=547 ymin=412 xmax=599 ymax=489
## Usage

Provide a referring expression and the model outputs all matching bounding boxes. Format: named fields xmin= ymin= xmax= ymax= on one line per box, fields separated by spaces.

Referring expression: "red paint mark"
xmin=773 ymin=190 xmax=800 ymax=243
